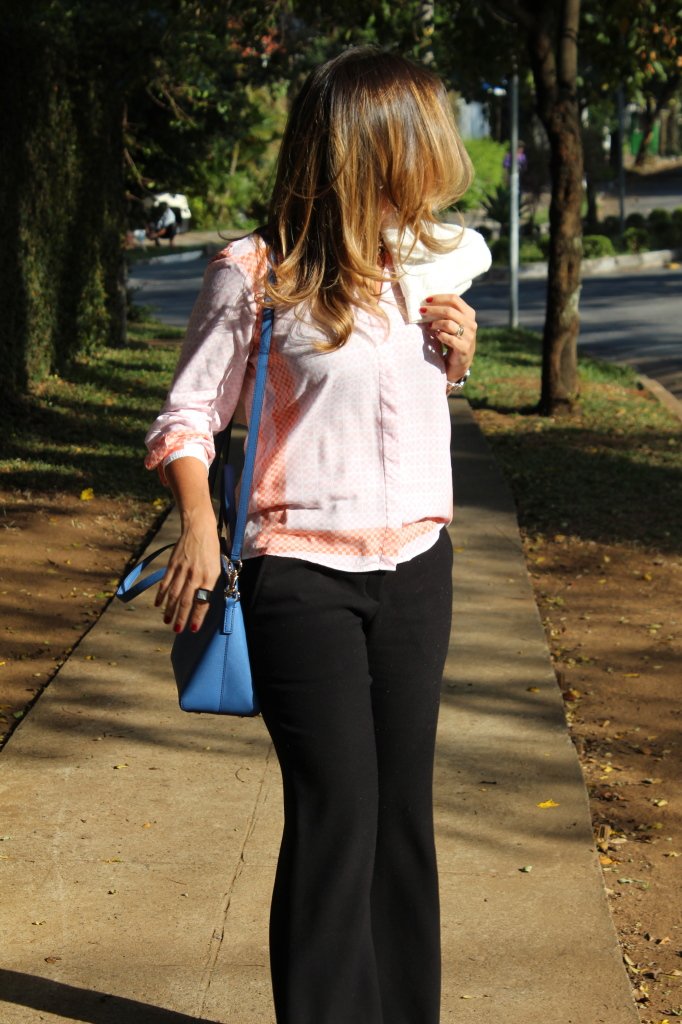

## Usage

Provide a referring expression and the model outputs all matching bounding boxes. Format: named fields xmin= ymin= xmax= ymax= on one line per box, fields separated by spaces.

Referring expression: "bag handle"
xmin=116 ymin=543 xmax=175 ymax=603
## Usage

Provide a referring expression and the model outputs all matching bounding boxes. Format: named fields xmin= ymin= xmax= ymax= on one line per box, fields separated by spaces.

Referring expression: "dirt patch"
xmin=0 ymin=489 xmax=163 ymax=744
xmin=1 ymin=487 xmax=681 ymax=1021
xmin=527 ymin=533 xmax=682 ymax=1021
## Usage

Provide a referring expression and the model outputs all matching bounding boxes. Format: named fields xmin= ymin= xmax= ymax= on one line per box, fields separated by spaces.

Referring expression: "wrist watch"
xmin=445 ymin=367 xmax=471 ymax=395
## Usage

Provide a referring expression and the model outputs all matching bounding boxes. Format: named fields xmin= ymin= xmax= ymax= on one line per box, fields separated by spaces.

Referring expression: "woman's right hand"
xmin=155 ymin=457 xmax=222 ymax=634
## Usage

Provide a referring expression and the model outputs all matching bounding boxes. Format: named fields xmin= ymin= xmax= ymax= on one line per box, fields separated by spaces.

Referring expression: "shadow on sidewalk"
xmin=0 ymin=968 xmax=219 ymax=1024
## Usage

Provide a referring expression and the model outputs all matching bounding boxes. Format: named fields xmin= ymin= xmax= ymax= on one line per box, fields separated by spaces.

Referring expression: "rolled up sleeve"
xmin=144 ymin=249 xmax=261 ymax=483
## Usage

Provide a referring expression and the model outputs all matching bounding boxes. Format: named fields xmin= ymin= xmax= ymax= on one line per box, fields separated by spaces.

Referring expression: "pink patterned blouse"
xmin=145 ymin=234 xmax=453 ymax=572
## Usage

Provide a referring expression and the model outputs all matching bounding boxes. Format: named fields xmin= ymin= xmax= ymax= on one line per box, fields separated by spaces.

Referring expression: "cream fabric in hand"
xmin=381 ymin=221 xmax=492 ymax=323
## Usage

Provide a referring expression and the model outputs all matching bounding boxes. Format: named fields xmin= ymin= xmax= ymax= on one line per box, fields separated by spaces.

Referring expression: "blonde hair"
xmin=264 ymin=47 xmax=473 ymax=349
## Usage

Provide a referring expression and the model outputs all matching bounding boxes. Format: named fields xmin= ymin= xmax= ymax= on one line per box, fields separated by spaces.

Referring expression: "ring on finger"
xmin=194 ymin=587 xmax=212 ymax=604
xmin=454 ymin=322 xmax=465 ymax=338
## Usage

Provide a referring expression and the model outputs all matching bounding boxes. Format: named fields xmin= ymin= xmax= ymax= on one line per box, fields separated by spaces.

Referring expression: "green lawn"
xmin=469 ymin=328 xmax=682 ymax=553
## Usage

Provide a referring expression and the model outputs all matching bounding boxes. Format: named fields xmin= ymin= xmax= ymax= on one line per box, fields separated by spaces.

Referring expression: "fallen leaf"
xmin=537 ymin=799 xmax=559 ymax=809
xmin=44 ymin=956 xmax=62 ymax=964
xmin=79 ymin=488 xmax=95 ymax=501
xmin=652 ymin=799 xmax=669 ymax=807
xmin=519 ymin=865 xmax=533 ymax=873
xmin=526 ymin=686 xmax=541 ymax=693
xmin=599 ymin=855 xmax=614 ymax=866
xmin=112 ymin=764 xmax=129 ymax=770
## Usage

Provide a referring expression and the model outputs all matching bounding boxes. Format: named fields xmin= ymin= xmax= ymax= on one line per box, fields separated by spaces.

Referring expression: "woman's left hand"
xmin=419 ymin=293 xmax=477 ymax=383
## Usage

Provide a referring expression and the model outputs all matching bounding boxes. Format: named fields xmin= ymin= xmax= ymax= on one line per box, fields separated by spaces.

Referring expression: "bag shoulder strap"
xmin=229 ymin=291 xmax=274 ymax=564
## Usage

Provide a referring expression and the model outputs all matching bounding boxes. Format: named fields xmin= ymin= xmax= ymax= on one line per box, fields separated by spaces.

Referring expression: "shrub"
xmin=672 ymin=207 xmax=682 ymax=226
xmin=459 ymin=138 xmax=507 ymax=212
xmin=519 ymin=240 xmax=545 ymax=262
xmin=622 ymin=226 xmax=650 ymax=253
xmin=490 ymin=236 xmax=545 ymax=263
xmin=625 ymin=212 xmax=646 ymax=229
xmin=600 ymin=215 xmax=621 ymax=238
xmin=582 ymin=235 xmax=616 ymax=259
xmin=647 ymin=208 xmax=671 ymax=227
xmin=650 ymin=224 xmax=682 ymax=249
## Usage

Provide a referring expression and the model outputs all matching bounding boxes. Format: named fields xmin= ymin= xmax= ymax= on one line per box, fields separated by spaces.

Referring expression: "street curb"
xmin=486 ymin=246 xmax=682 ymax=282
xmin=145 ymin=249 xmax=205 ymax=266
xmin=636 ymin=373 xmax=682 ymax=423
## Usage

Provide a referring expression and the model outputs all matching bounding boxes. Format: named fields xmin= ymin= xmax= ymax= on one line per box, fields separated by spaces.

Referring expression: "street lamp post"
xmin=509 ymin=71 xmax=520 ymax=329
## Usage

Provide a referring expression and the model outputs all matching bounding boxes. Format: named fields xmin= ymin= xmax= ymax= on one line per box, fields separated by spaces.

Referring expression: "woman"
xmin=145 ymin=47 xmax=477 ymax=1024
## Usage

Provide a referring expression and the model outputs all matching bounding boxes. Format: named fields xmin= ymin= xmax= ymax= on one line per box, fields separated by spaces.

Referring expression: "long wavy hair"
xmin=264 ymin=47 xmax=473 ymax=349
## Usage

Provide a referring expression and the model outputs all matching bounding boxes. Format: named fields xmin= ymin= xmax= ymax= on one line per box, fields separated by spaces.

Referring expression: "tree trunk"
xmin=540 ymin=101 xmax=583 ymax=414
xmin=635 ymin=74 xmax=681 ymax=167
xmin=635 ymin=97 xmax=656 ymax=167
xmin=584 ymin=170 xmax=598 ymax=232
xmin=525 ymin=0 xmax=583 ymax=415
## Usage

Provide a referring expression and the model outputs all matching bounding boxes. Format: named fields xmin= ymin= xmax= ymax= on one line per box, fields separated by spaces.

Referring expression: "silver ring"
xmin=455 ymin=322 xmax=465 ymax=338
xmin=194 ymin=588 xmax=212 ymax=604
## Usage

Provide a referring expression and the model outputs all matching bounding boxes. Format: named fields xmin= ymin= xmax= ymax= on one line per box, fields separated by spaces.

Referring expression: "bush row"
xmin=488 ymin=207 xmax=682 ymax=264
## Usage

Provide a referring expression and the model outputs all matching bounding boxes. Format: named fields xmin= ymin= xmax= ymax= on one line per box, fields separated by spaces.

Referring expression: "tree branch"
xmin=483 ymin=0 xmax=536 ymax=35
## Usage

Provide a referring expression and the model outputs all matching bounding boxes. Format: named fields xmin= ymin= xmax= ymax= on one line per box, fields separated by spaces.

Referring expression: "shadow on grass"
xmin=1 ymin=342 xmax=178 ymax=501
xmin=486 ymin=426 xmax=682 ymax=553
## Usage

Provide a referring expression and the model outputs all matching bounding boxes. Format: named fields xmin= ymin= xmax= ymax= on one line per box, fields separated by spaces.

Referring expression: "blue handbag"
xmin=115 ymin=298 xmax=275 ymax=716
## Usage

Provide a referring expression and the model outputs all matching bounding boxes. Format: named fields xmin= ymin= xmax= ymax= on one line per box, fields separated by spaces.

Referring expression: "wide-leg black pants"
xmin=240 ymin=527 xmax=453 ymax=1024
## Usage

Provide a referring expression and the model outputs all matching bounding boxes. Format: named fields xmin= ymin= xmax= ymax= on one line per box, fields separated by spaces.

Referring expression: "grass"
xmin=0 ymin=318 xmax=182 ymax=500
xmin=469 ymin=328 xmax=682 ymax=553
xmin=2 ymin=319 xmax=681 ymax=556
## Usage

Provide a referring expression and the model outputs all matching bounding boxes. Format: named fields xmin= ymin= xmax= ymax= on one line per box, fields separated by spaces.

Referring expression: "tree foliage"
xmin=0 ymin=0 xmax=281 ymax=396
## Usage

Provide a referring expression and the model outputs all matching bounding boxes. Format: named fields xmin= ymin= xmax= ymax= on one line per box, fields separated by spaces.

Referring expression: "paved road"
xmin=469 ymin=265 xmax=682 ymax=400
xmin=131 ymin=258 xmax=682 ymax=400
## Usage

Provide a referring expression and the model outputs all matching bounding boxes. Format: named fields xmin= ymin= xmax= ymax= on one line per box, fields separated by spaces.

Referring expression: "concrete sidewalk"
xmin=0 ymin=400 xmax=639 ymax=1024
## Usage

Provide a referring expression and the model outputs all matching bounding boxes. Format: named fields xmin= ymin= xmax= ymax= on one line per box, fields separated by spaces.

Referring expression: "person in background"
xmin=144 ymin=47 xmax=477 ymax=1024
xmin=146 ymin=202 xmax=177 ymax=246
xmin=503 ymin=139 xmax=527 ymax=180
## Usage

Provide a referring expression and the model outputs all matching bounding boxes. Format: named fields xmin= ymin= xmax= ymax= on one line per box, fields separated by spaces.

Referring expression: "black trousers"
xmin=240 ymin=528 xmax=453 ymax=1024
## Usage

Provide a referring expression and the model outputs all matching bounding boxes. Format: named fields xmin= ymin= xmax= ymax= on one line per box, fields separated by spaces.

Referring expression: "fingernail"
xmin=163 ymin=616 xmax=171 ymax=625
xmin=419 ymin=306 xmax=427 ymax=314
xmin=425 ymin=297 xmax=433 ymax=302
xmin=190 ymin=623 xmax=199 ymax=633
xmin=173 ymin=623 xmax=182 ymax=633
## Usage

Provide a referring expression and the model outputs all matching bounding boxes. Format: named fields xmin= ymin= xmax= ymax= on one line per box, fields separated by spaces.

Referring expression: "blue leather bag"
xmin=115 ymin=299 xmax=275 ymax=716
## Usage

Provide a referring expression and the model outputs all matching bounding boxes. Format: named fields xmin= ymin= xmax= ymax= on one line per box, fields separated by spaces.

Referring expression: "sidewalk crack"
xmin=195 ymin=741 xmax=275 ymax=1014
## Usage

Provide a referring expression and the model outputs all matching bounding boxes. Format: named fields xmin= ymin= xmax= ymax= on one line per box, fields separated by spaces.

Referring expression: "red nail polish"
xmin=163 ymin=616 xmax=171 ymax=625
xmin=190 ymin=623 xmax=199 ymax=633
xmin=425 ymin=297 xmax=434 ymax=303
xmin=419 ymin=306 xmax=427 ymax=314
xmin=173 ymin=623 xmax=182 ymax=633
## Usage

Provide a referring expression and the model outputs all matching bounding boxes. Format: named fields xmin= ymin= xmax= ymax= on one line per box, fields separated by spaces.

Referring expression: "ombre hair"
xmin=264 ymin=47 xmax=473 ymax=349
